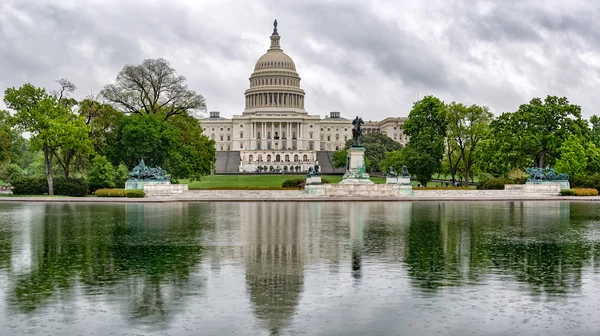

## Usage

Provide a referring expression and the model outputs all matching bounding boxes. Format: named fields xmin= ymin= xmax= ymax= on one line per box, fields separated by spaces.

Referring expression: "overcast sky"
xmin=1 ymin=0 xmax=600 ymax=120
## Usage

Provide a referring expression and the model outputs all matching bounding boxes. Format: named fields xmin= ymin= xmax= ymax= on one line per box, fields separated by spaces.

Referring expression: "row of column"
xmin=251 ymin=122 xmax=303 ymax=140
xmin=245 ymin=92 xmax=304 ymax=109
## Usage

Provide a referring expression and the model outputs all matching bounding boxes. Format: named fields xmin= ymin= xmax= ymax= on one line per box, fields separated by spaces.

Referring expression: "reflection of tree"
xmin=404 ymin=202 xmax=595 ymax=296
xmin=241 ymin=203 xmax=307 ymax=335
xmin=5 ymin=203 xmax=207 ymax=329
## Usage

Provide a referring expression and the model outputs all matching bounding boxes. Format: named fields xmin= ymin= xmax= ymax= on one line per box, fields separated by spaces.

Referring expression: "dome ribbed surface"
xmin=254 ymin=50 xmax=296 ymax=71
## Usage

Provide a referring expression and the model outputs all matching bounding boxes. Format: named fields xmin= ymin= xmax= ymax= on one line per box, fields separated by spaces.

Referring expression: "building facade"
xmin=201 ymin=23 xmax=408 ymax=173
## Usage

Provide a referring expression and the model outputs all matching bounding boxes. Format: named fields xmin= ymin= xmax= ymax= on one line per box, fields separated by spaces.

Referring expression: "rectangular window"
xmin=240 ymin=142 xmax=243 ymax=149
xmin=240 ymin=132 xmax=244 ymax=139
xmin=227 ymin=135 xmax=230 ymax=141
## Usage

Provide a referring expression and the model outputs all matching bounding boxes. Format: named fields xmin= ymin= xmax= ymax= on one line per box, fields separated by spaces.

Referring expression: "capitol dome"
xmin=244 ymin=20 xmax=305 ymax=112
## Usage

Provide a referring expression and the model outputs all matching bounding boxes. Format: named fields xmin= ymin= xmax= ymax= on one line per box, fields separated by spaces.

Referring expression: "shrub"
xmin=11 ymin=176 xmax=88 ymax=196
xmin=11 ymin=177 xmax=48 ymax=195
xmin=560 ymin=189 xmax=575 ymax=196
xmin=2 ymin=164 xmax=23 ymax=183
xmin=95 ymin=188 xmax=126 ymax=197
xmin=114 ymin=164 xmax=130 ymax=188
xmin=282 ymin=178 xmax=305 ymax=188
xmin=126 ymin=189 xmax=145 ymax=198
xmin=572 ymin=174 xmax=600 ymax=191
xmin=88 ymin=156 xmax=117 ymax=192
xmin=53 ymin=177 xmax=89 ymax=197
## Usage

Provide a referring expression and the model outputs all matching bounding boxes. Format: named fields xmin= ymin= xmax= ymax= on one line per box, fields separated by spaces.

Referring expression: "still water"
xmin=1 ymin=201 xmax=600 ymax=335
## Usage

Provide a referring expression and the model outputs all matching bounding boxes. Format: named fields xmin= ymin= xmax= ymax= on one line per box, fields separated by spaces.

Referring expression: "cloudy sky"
xmin=1 ymin=0 xmax=599 ymax=120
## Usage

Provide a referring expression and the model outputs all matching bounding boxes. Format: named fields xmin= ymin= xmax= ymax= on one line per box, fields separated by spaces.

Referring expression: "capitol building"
xmin=202 ymin=22 xmax=408 ymax=173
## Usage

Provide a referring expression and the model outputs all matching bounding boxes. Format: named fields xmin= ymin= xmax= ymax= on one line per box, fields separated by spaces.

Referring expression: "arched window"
xmin=303 ymin=154 xmax=308 ymax=161
xmin=336 ymin=134 xmax=339 ymax=140
xmin=220 ymin=135 xmax=223 ymax=141
xmin=267 ymin=155 xmax=271 ymax=162
xmin=276 ymin=154 xmax=281 ymax=162
xmin=309 ymin=131 xmax=313 ymax=139
xmin=294 ymin=155 xmax=298 ymax=162
xmin=285 ymin=155 xmax=290 ymax=162
xmin=249 ymin=155 xmax=253 ymax=162
xmin=336 ymin=146 xmax=339 ymax=150
xmin=258 ymin=155 xmax=263 ymax=162
xmin=327 ymin=135 xmax=331 ymax=141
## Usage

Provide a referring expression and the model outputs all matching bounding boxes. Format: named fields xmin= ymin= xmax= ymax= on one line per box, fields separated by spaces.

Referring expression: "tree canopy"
xmin=101 ymin=58 xmax=207 ymax=119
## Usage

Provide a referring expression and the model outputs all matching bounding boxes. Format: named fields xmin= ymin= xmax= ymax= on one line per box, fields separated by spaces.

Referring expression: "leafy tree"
xmin=88 ymin=156 xmax=117 ymax=192
xmin=77 ymin=98 xmax=123 ymax=156
xmin=403 ymin=96 xmax=447 ymax=184
xmin=488 ymin=96 xmax=587 ymax=169
xmin=332 ymin=149 xmax=347 ymax=169
xmin=4 ymin=84 xmax=91 ymax=195
xmin=0 ymin=110 xmax=13 ymax=166
xmin=1 ymin=164 xmax=23 ymax=183
xmin=403 ymin=133 xmax=445 ymax=185
xmin=101 ymin=58 xmax=206 ymax=119
xmin=378 ymin=150 xmax=405 ymax=173
xmin=446 ymin=102 xmax=493 ymax=184
xmin=166 ymin=114 xmax=215 ymax=180
xmin=555 ymin=136 xmax=587 ymax=179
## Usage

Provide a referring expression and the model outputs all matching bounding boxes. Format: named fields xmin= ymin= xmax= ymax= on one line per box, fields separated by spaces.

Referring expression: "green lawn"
xmin=180 ymin=174 xmax=387 ymax=189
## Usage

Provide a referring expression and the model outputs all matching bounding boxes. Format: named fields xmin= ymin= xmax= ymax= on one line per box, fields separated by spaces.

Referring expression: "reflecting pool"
xmin=1 ymin=201 xmax=600 ymax=335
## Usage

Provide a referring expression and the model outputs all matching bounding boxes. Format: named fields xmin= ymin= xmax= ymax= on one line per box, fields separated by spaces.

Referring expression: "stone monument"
xmin=125 ymin=159 xmax=171 ymax=190
xmin=304 ymin=163 xmax=326 ymax=195
xmin=524 ymin=166 xmax=570 ymax=194
xmin=339 ymin=116 xmax=374 ymax=185
xmin=397 ymin=165 xmax=414 ymax=196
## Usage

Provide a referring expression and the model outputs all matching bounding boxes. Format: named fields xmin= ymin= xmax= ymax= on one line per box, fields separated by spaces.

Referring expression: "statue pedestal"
xmin=397 ymin=177 xmax=413 ymax=196
xmin=339 ymin=146 xmax=374 ymax=184
xmin=386 ymin=177 xmax=398 ymax=184
xmin=306 ymin=175 xmax=322 ymax=185
xmin=125 ymin=180 xmax=171 ymax=190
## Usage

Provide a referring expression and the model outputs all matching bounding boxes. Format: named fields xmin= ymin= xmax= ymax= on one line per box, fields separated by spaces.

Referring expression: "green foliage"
xmin=560 ymin=188 xmax=598 ymax=196
xmin=88 ymin=156 xmax=117 ymax=192
xmin=378 ymin=150 xmax=405 ymax=174
xmin=403 ymin=96 xmax=447 ymax=184
xmin=109 ymin=113 xmax=215 ymax=180
xmin=486 ymin=96 xmax=587 ymax=170
xmin=560 ymin=189 xmax=575 ymax=196
xmin=555 ymin=135 xmax=587 ymax=179
xmin=3 ymin=164 xmax=23 ymax=182
xmin=281 ymin=178 xmax=306 ymax=188
xmin=114 ymin=164 xmax=130 ymax=188
xmin=0 ymin=110 xmax=13 ymax=166
xmin=125 ymin=189 xmax=145 ymax=198
xmin=11 ymin=177 xmax=48 ymax=195
xmin=571 ymin=174 xmax=600 ymax=191
xmin=53 ymin=177 xmax=88 ymax=197
xmin=404 ymin=133 xmax=445 ymax=185
xmin=332 ymin=149 xmax=347 ymax=168
xmin=10 ymin=176 xmax=87 ymax=196
xmin=4 ymin=83 xmax=92 ymax=194
xmin=445 ymin=102 xmax=493 ymax=183
xmin=77 ymin=99 xmax=123 ymax=156
xmin=95 ymin=188 xmax=126 ymax=197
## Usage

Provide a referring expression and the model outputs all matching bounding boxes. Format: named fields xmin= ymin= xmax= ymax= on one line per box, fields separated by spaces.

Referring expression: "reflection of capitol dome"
xmin=245 ymin=21 xmax=306 ymax=111
xmin=241 ymin=203 xmax=307 ymax=334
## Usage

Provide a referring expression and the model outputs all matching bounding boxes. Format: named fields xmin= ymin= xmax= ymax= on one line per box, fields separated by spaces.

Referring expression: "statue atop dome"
xmin=273 ymin=19 xmax=278 ymax=35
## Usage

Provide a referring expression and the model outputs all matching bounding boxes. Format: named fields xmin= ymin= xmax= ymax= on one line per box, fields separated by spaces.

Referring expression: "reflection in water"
xmin=0 ymin=201 xmax=600 ymax=335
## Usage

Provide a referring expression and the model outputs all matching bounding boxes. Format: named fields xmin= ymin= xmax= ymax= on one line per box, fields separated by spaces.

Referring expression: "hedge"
xmin=560 ymin=188 xmax=599 ymax=196
xmin=95 ymin=188 xmax=146 ymax=198
xmin=281 ymin=178 xmax=332 ymax=189
xmin=11 ymin=177 xmax=88 ymax=197
xmin=95 ymin=188 xmax=127 ymax=197
xmin=125 ymin=190 xmax=145 ymax=198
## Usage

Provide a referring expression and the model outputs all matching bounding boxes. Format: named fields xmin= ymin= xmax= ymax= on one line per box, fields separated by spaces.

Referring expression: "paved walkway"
xmin=1 ymin=190 xmax=599 ymax=202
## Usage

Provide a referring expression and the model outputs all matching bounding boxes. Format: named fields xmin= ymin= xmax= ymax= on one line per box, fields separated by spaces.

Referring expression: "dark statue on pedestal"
xmin=129 ymin=159 xmax=169 ymax=181
xmin=400 ymin=165 xmax=410 ymax=177
xmin=387 ymin=166 xmax=397 ymax=177
xmin=351 ymin=116 xmax=364 ymax=147
xmin=273 ymin=19 xmax=278 ymax=34
xmin=307 ymin=164 xmax=321 ymax=177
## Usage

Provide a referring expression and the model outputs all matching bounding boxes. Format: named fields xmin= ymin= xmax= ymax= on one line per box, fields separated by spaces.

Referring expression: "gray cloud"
xmin=1 ymin=0 xmax=599 ymax=120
